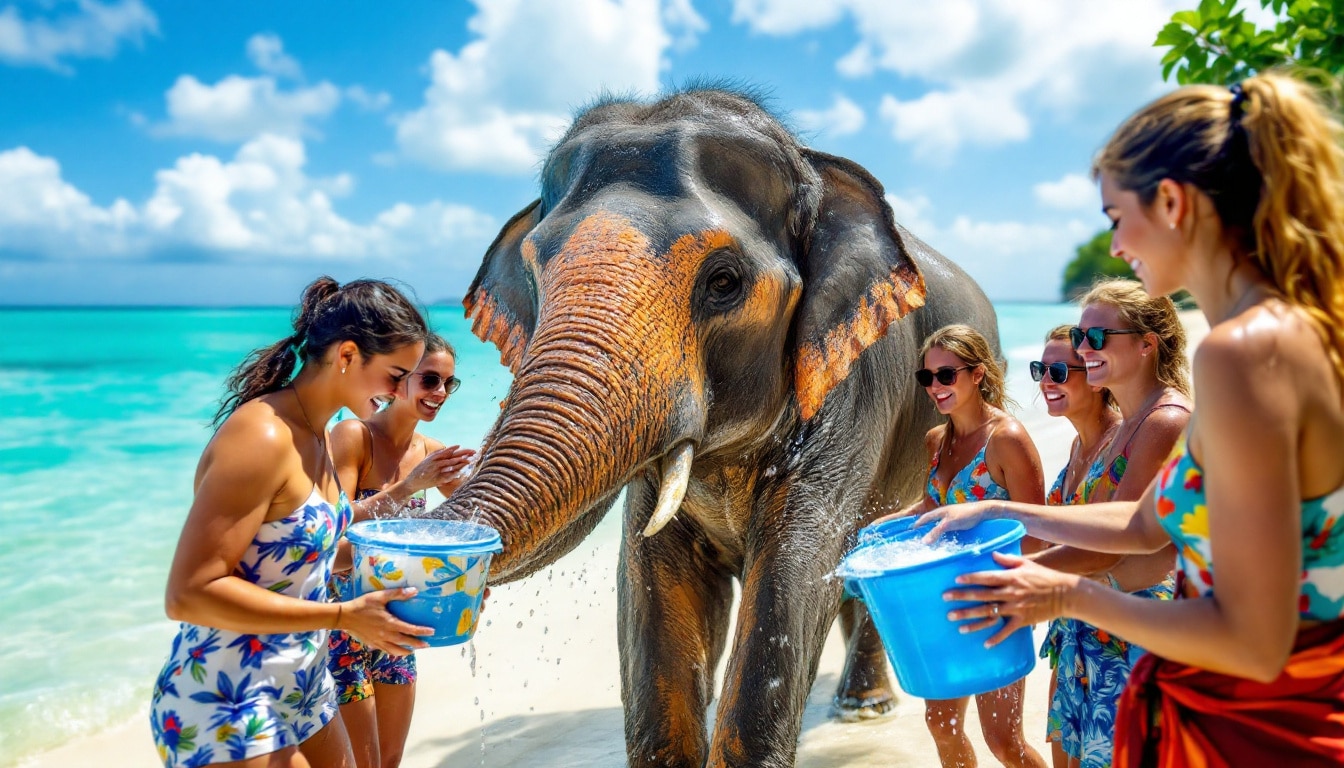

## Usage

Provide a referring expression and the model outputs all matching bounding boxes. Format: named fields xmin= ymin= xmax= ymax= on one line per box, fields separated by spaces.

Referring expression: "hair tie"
xmin=1228 ymin=82 xmax=1246 ymax=122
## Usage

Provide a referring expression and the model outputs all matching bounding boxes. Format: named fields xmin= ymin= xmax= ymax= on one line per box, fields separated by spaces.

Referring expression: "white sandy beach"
xmin=23 ymin=311 xmax=1210 ymax=768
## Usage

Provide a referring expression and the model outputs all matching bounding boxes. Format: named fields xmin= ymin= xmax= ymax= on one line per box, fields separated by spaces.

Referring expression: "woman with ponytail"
xmin=913 ymin=73 xmax=1344 ymax=767
xmin=150 ymin=277 xmax=434 ymax=768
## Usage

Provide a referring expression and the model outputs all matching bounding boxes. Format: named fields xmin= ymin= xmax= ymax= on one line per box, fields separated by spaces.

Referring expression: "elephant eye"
xmin=706 ymin=268 xmax=742 ymax=302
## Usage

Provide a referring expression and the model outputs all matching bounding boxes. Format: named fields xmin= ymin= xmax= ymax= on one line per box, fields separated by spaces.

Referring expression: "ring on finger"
xmin=991 ymin=603 xmax=1000 ymax=617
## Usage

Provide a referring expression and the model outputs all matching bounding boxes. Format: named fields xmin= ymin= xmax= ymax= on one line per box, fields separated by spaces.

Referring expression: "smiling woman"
xmin=149 ymin=276 xmax=436 ymax=768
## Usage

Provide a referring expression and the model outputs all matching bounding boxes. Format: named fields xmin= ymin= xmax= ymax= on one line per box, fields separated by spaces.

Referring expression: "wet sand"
xmin=23 ymin=311 xmax=1208 ymax=768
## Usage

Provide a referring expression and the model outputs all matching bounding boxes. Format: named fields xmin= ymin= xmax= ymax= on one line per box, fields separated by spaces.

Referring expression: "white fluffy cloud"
xmin=795 ymin=94 xmax=865 ymax=138
xmin=394 ymin=0 xmax=706 ymax=174
xmin=734 ymin=0 xmax=1182 ymax=158
xmin=156 ymin=75 xmax=341 ymax=143
xmin=0 ymin=139 xmax=495 ymax=262
xmin=152 ymin=35 xmax=343 ymax=142
xmin=1033 ymin=173 xmax=1098 ymax=211
xmin=0 ymin=0 xmax=157 ymax=72
xmin=887 ymin=191 xmax=1094 ymax=300
xmin=246 ymin=33 xmax=302 ymax=80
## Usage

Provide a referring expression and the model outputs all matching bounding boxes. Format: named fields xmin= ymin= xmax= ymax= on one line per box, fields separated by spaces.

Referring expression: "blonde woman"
xmin=1034 ymin=283 xmax=1192 ymax=768
xmin=906 ymin=325 xmax=1048 ymax=768
xmin=919 ymin=74 xmax=1344 ymax=766
xmin=1030 ymin=324 xmax=1121 ymax=768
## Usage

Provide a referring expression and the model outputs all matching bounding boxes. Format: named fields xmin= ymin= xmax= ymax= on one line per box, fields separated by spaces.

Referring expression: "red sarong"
xmin=1113 ymin=621 xmax=1344 ymax=767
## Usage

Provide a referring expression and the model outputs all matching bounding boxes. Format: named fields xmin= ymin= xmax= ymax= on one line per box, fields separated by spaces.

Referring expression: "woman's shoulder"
xmin=330 ymin=418 xmax=371 ymax=460
xmin=202 ymin=398 xmax=295 ymax=472
xmin=986 ymin=415 xmax=1037 ymax=459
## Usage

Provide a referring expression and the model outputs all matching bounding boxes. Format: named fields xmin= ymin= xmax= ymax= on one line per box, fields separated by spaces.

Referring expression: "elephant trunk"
xmin=435 ymin=214 xmax=705 ymax=579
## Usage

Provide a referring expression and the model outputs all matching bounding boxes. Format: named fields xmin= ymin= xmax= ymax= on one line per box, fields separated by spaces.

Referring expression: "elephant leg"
xmin=619 ymin=484 xmax=734 ymax=767
xmin=707 ymin=534 xmax=841 ymax=768
xmin=831 ymin=597 xmax=898 ymax=721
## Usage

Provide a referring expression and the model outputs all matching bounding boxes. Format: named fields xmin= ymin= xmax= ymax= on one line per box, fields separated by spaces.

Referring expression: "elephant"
xmin=431 ymin=87 xmax=1002 ymax=767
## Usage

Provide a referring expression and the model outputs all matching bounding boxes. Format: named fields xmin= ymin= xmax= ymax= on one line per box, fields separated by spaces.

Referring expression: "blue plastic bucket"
xmin=835 ymin=518 xmax=1035 ymax=699
xmin=346 ymin=519 xmax=503 ymax=647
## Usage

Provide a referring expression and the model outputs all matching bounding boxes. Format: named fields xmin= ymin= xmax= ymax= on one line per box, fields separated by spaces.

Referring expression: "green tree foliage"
xmin=1155 ymin=0 xmax=1344 ymax=88
xmin=1061 ymin=230 xmax=1135 ymax=300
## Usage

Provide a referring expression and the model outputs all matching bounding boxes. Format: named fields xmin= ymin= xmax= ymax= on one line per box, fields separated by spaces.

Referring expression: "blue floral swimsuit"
xmin=1041 ymin=405 xmax=1185 ymax=768
xmin=150 ymin=487 xmax=351 ymax=767
xmin=327 ymin=488 xmax=424 ymax=703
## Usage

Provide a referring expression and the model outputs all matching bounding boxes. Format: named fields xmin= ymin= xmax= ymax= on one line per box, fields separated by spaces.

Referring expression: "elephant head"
xmin=436 ymin=89 xmax=926 ymax=580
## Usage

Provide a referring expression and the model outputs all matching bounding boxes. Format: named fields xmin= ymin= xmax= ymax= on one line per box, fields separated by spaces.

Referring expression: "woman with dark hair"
xmin=327 ymin=332 xmax=475 ymax=768
xmin=150 ymin=277 xmax=434 ymax=768
xmin=918 ymin=73 xmax=1344 ymax=767
xmin=905 ymin=324 xmax=1049 ymax=768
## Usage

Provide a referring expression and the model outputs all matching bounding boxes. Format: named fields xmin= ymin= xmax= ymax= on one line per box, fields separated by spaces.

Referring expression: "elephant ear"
xmin=793 ymin=150 xmax=927 ymax=420
xmin=463 ymin=200 xmax=541 ymax=373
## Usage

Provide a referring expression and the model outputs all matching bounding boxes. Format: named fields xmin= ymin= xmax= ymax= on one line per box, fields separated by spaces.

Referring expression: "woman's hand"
xmin=404 ymin=446 xmax=476 ymax=493
xmin=914 ymin=499 xmax=998 ymax=541
xmin=942 ymin=552 xmax=1081 ymax=647
xmin=338 ymin=588 xmax=435 ymax=656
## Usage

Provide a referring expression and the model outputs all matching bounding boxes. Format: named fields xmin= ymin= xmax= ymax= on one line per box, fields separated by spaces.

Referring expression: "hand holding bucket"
xmin=835 ymin=518 xmax=1036 ymax=699
xmin=338 ymin=587 xmax=435 ymax=656
xmin=943 ymin=551 xmax=1081 ymax=648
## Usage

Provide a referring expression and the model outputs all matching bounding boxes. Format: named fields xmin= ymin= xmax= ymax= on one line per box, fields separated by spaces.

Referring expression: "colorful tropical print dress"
xmin=1042 ymin=407 xmax=1186 ymax=768
xmin=327 ymin=488 xmax=424 ymax=704
xmin=149 ymin=488 xmax=350 ymax=768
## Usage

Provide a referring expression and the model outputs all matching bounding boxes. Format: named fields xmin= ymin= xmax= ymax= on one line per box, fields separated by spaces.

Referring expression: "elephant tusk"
xmin=642 ymin=442 xmax=694 ymax=537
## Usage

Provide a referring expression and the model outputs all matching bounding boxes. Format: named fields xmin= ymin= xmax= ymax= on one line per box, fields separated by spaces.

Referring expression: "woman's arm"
xmin=1033 ymin=403 xmax=1189 ymax=574
xmin=949 ymin=332 xmax=1303 ymax=682
xmin=163 ymin=412 xmax=431 ymax=653
xmin=915 ymin=488 xmax=1170 ymax=555
xmin=986 ymin=418 xmax=1047 ymax=554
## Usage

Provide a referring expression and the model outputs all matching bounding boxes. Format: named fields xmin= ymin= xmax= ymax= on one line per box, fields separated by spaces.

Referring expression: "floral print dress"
xmin=150 ymin=488 xmax=351 ymax=768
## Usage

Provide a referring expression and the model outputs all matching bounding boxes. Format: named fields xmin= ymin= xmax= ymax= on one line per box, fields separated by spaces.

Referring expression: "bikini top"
xmin=1155 ymin=431 xmax=1344 ymax=620
xmin=235 ymin=486 xmax=351 ymax=604
xmin=354 ymin=486 xmax=427 ymax=513
xmin=353 ymin=421 xmax=429 ymax=514
xmin=1083 ymin=402 xmax=1191 ymax=503
xmin=928 ymin=426 xmax=1011 ymax=506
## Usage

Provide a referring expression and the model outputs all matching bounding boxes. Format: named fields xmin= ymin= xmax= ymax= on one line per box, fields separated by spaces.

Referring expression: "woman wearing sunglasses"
xmin=917 ymin=73 xmax=1344 ymax=767
xmin=1031 ymin=324 xmax=1121 ymax=766
xmin=327 ymin=331 xmax=475 ymax=768
xmin=908 ymin=324 xmax=1048 ymax=768
xmin=1031 ymin=280 xmax=1191 ymax=768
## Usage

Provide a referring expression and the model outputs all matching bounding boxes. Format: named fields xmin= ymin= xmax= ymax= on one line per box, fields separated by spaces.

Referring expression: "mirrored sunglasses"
xmin=1069 ymin=326 xmax=1142 ymax=351
xmin=1030 ymin=360 xmax=1087 ymax=384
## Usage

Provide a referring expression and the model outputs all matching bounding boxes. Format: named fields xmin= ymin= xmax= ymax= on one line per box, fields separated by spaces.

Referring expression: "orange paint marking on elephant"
xmin=464 ymin=289 xmax=528 ymax=373
xmin=530 ymin=215 xmax=712 ymax=395
xmin=794 ymin=266 xmax=927 ymax=420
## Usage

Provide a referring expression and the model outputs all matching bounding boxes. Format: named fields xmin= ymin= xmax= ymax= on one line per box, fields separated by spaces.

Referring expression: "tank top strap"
xmin=1118 ymin=402 xmax=1191 ymax=459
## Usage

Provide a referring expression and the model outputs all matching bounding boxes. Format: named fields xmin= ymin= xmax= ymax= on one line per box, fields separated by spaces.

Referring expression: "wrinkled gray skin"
xmin=432 ymin=88 xmax=1001 ymax=767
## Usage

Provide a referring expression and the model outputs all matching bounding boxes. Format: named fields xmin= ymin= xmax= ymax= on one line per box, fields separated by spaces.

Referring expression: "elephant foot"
xmin=829 ymin=690 xmax=898 ymax=722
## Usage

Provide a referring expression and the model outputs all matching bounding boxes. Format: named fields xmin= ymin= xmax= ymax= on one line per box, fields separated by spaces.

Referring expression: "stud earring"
xmin=341 ymin=367 xmax=346 ymax=374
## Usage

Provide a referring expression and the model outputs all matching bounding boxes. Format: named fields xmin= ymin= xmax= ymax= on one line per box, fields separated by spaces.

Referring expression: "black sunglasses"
xmin=416 ymin=372 xmax=461 ymax=394
xmin=915 ymin=365 xmax=973 ymax=388
xmin=1030 ymin=360 xmax=1087 ymax=384
xmin=1070 ymin=326 xmax=1143 ymax=351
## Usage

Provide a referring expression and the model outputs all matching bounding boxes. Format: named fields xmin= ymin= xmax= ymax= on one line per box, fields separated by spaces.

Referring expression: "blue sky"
xmin=0 ymin=0 xmax=1262 ymax=305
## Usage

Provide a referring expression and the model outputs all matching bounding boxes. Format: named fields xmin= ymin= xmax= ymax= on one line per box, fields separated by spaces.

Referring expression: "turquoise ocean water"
xmin=0 ymin=302 xmax=1078 ymax=765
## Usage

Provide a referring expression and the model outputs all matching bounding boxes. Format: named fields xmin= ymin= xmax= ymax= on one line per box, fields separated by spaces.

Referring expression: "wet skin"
xmin=431 ymin=89 xmax=1002 ymax=767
